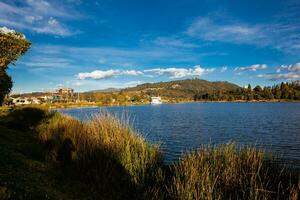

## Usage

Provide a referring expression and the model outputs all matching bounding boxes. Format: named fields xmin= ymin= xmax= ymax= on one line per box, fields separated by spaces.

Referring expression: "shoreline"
xmin=4 ymin=99 xmax=300 ymax=110
xmin=42 ymin=99 xmax=300 ymax=109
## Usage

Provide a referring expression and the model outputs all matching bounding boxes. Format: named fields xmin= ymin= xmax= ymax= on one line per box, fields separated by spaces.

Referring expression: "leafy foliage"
xmin=0 ymin=70 xmax=12 ymax=105
xmin=195 ymin=81 xmax=300 ymax=101
xmin=0 ymin=30 xmax=31 ymax=69
xmin=0 ymin=29 xmax=31 ymax=105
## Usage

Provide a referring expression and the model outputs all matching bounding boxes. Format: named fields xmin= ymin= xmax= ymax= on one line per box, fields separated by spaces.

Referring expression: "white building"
xmin=11 ymin=97 xmax=41 ymax=105
xmin=151 ymin=97 xmax=162 ymax=104
xmin=31 ymin=98 xmax=41 ymax=104
xmin=12 ymin=98 xmax=31 ymax=105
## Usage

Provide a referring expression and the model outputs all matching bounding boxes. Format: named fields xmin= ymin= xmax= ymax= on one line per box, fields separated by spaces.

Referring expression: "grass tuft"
xmin=166 ymin=144 xmax=299 ymax=200
xmin=37 ymin=111 xmax=162 ymax=198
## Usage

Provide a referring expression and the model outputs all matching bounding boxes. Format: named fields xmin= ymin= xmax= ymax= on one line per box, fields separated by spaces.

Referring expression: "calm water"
xmin=57 ymin=102 xmax=300 ymax=166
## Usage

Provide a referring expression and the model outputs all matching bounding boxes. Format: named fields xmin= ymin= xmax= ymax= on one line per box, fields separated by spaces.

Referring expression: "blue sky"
xmin=1 ymin=0 xmax=300 ymax=93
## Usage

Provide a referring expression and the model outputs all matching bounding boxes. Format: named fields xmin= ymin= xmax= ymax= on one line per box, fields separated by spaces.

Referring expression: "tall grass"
xmin=166 ymin=144 xmax=299 ymax=200
xmin=37 ymin=111 xmax=162 ymax=198
xmin=9 ymin=107 xmax=296 ymax=199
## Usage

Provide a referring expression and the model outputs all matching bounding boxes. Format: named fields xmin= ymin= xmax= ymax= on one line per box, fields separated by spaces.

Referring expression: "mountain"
xmin=87 ymin=88 xmax=121 ymax=93
xmin=123 ymin=79 xmax=240 ymax=99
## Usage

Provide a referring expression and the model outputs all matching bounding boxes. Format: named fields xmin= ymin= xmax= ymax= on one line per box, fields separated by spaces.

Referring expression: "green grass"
xmin=0 ymin=107 xmax=299 ymax=200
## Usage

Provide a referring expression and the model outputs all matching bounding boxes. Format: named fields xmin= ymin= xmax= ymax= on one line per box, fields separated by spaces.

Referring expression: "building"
xmin=56 ymin=88 xmax=74 ymax=95
xmin=12 ymin=97 xmax=31 ymax=105
xmin=56 ymin=88 xmax=74 ymax=100
xmin=151 ymin=97 xmax=162 ymax=104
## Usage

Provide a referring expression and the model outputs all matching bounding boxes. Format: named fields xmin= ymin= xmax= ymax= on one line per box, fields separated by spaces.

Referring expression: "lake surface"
xmin=57 ymin=102 xmax=300 ymax=166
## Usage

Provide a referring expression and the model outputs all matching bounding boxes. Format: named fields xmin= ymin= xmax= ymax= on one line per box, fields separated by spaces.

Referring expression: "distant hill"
xmin=87 ymin=88 xmax=121 ymax=93
xmin=123 ymin=79 xmax=240 ymax=99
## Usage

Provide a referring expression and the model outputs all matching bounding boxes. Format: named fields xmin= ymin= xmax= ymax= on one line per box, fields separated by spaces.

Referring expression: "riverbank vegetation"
xmin=0 ymin=107 xmax=299 ymax=199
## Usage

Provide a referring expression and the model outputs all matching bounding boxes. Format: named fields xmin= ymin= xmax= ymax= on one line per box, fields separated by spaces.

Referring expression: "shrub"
xmin=0 ymin=106 xmax=53 ymax=130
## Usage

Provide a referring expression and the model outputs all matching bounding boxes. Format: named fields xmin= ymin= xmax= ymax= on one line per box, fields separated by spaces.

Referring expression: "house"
xmin=56 ymin=88 xmax=74 ymax=100
xmin=12 ymin=97 xmax=31 ymax=105
xmin=56 ymin=88 xmax=74 ymax=95
xmin=31 ymin=98 xmax=41 ymax=104
xmin=151 ymin=97 xmax=162 ymax=104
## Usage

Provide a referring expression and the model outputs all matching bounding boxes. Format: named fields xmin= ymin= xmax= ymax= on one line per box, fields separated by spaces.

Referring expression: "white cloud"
xmin=144 ymin=65 xmax=215 ymax=79
xmin=32 ymin=17 xmax=73 ymax=36
xmin=258 ymin=63 xmax=300 ymax=81
xmin=0 ymin=1 xmax=80 ymax=36
xmin=187 ymin=17 xmax=263 ymax=45
xmin=77 ymin=65 xmax=215 ymax=80
xmin=21 ymin=57 xmax=72 ymax=69
xmin=234 ymin=64 xmax=267 ymax=72
xmin=276 ymin=63 xmax=300 ymax=73
xmin=186 ymin=14 xmax=300 ymax=54
xmin=77 ymin=69 xmax=143 ymax=80
xmin=257 ymin=73 xmax=300 ymax=81
xmin=28 ymin=44 xmax=203 ymax=68
xmin=0 ymin=26 xmax=25 ymax=38
xmin=220 ymin=66 xmax=227 ymax=72
xmin=153 ymin=37 xmax=198 ymax=48
xmin=0 ymin=26 xmax=17 ymax=34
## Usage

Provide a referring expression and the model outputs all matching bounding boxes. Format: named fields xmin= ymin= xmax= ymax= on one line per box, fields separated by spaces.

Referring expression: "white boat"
xmin=151 ymin=97 xmax=162 ymax=104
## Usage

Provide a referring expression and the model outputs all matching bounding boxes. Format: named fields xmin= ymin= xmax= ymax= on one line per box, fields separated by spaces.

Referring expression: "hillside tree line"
xmin=194 ymin=81 xmax=300 ymax=101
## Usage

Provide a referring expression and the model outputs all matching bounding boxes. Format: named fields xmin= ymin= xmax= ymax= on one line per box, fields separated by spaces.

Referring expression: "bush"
xmin=1 ymin=107 xmax=52 ymax=130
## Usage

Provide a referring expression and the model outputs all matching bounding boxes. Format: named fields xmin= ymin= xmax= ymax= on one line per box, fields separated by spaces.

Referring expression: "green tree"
xmin=0 ymin=70 xmax=12 ymax=104
xmin=280 ymin=82 xmax=290 ymax=99
xmin=274 ymin=85 xmax=281 ymax=99
xmin=253 ymin=85 xmax=262 ymax=92
xmin=0 ymin=27 xmax=31 ymax=105
xmin=247 ymin=84 xmax=252 ymax=92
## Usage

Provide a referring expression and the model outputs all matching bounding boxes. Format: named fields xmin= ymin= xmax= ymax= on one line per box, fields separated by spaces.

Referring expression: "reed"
xmin=36 ymin=111 xmax=162 ymax=198
xmin=166 ymin=144 xmax=299 ymax=200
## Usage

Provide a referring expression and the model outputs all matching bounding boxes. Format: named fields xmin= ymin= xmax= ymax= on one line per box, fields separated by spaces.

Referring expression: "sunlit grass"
xmin=37 ymin=110 xmax=162 ymax=198
xmin=166 ymin=144 xmax=299 ymax=200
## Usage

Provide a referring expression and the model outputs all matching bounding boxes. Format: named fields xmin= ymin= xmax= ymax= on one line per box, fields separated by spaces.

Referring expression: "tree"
xmin=274 ymin=85 xmax=281 ymax=99
xmin=247 ymin=84 xmax=252 ymax=92
xmin=253 ymin=85 xmax=262 ymax=92
xmin=0 ymin=70 xmax=12 ymax=104
xmin=0 ymin=27 xmax=31 ymax=105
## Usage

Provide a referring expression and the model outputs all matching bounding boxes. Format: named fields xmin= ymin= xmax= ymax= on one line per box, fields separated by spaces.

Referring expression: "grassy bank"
xmin=0 ymin=107 xmax=299 ymax=199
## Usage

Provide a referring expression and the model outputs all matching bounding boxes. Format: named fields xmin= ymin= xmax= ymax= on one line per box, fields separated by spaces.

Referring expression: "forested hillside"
xmin=194 ymin=81 xmax=300 ymax=101
xmin=123 ymin=79 xmax=240 ymax=99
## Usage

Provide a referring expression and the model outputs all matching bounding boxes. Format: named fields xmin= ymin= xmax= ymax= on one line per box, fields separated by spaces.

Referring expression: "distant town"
xmin=10 ymin=88 xmax=77 ymax=105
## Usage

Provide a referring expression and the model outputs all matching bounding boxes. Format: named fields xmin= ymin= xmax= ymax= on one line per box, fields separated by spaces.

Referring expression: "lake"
xmin=57 ymin=102 xmax=300 ymax=166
